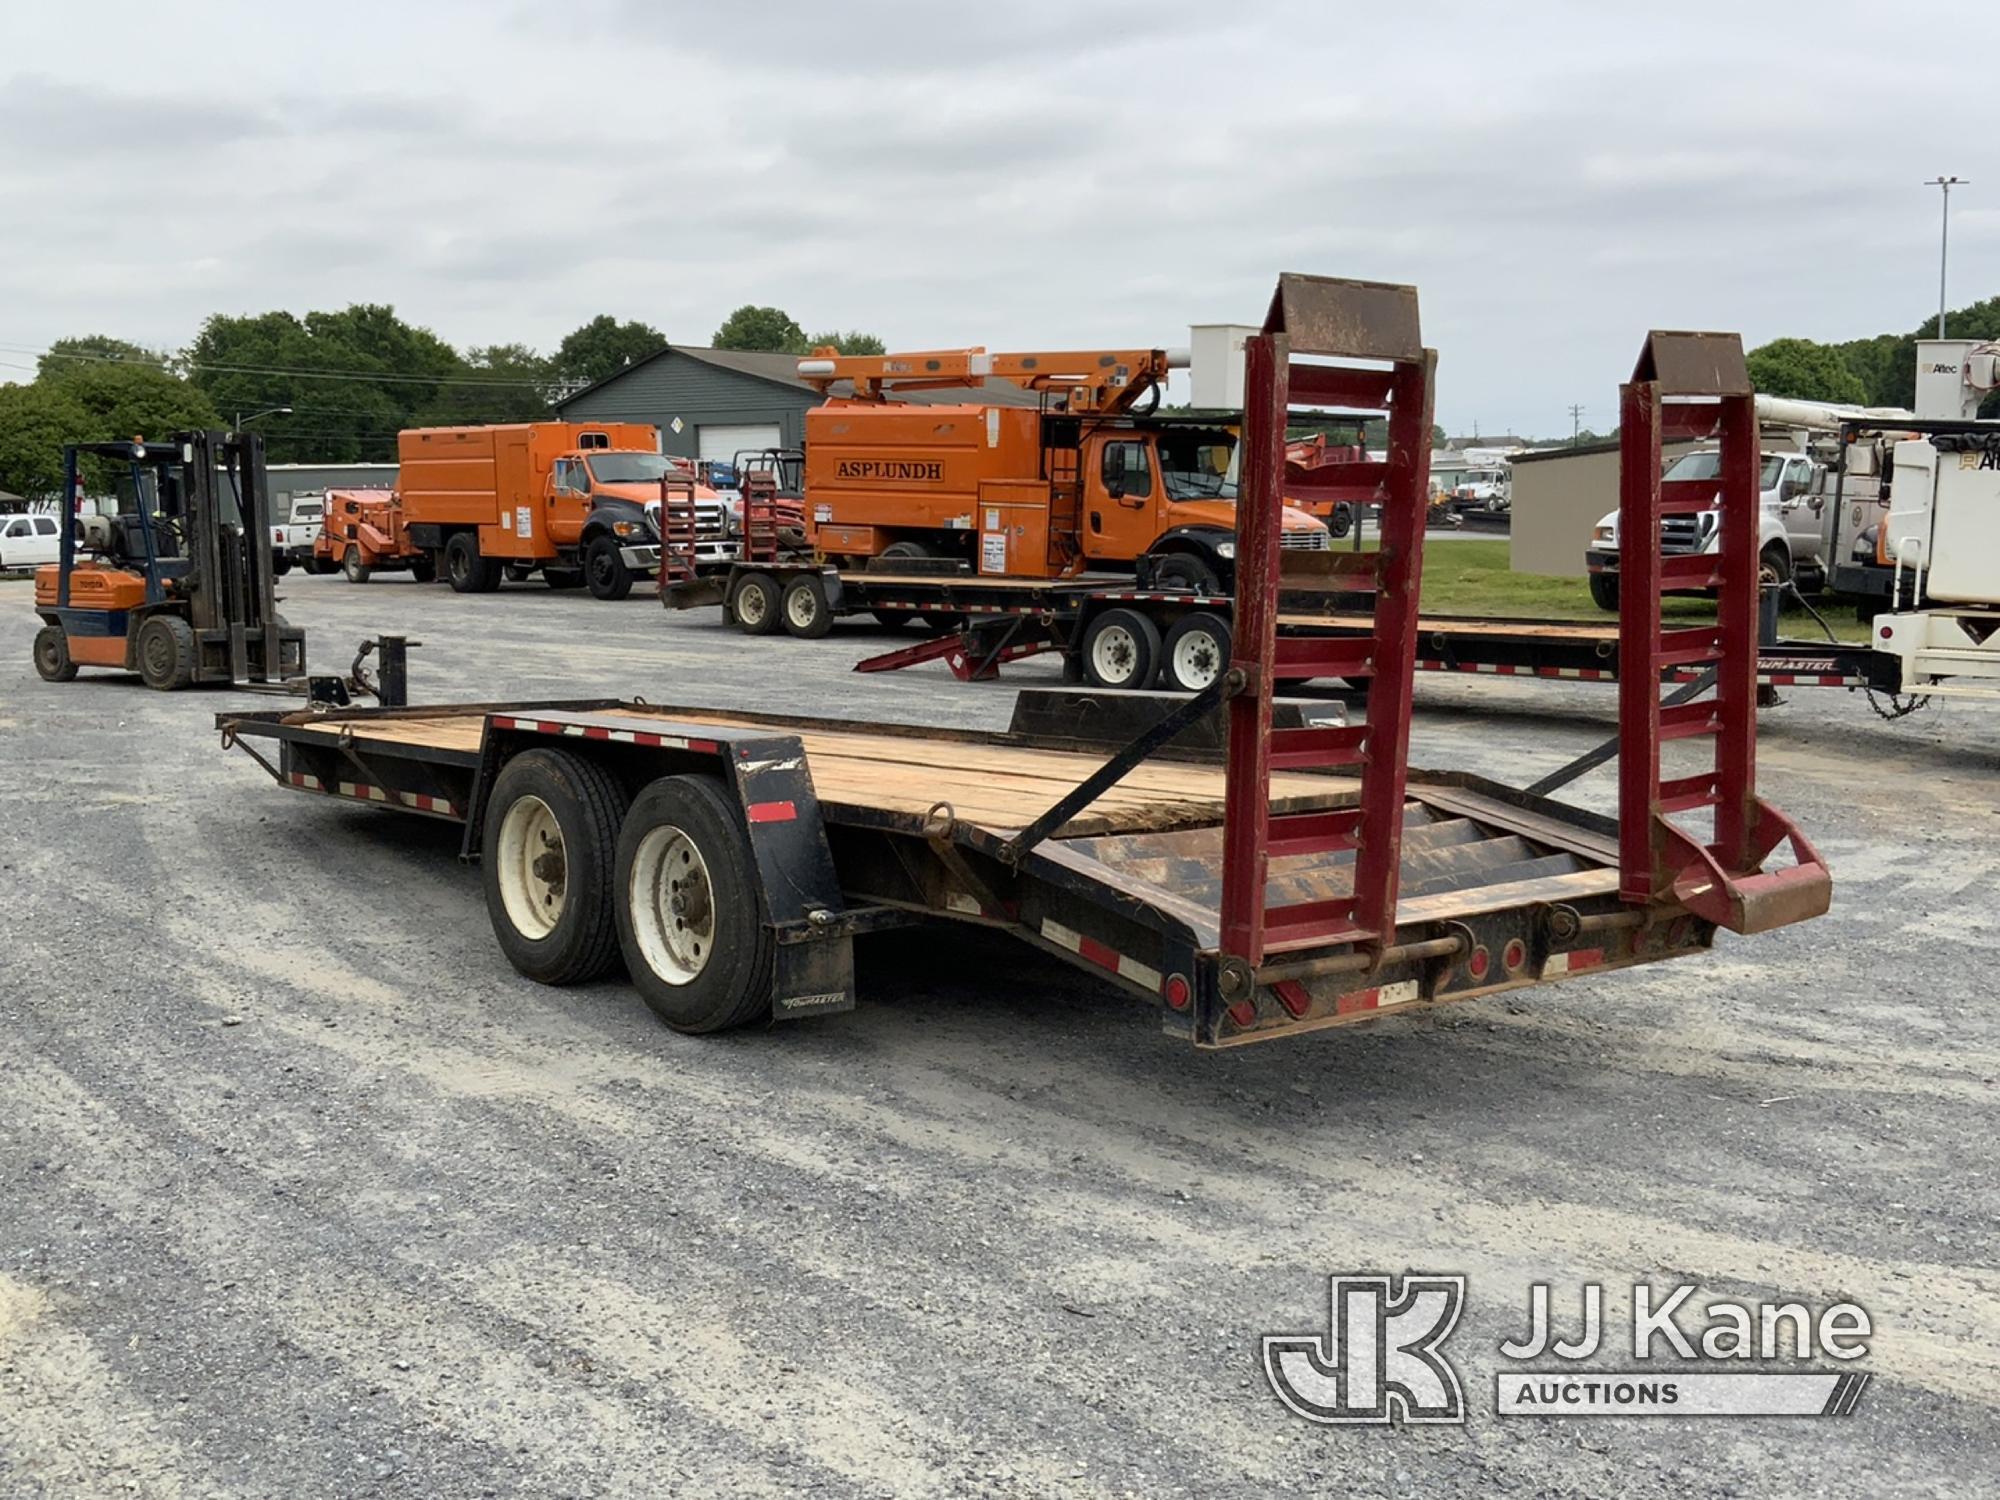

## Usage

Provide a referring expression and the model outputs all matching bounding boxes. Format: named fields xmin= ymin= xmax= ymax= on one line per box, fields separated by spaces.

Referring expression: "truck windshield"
xmin=586 ymin=453 xmax=678 ymax=485
xmin=1159 ymin=437 xmax=1238 ymax=501
xmin=1664 ymin=452 xmax=1788 ymax=490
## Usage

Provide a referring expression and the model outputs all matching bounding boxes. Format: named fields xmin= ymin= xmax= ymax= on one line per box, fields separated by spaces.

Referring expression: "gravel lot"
xmin=3 ymin=570 xmax=1995 ymax=1497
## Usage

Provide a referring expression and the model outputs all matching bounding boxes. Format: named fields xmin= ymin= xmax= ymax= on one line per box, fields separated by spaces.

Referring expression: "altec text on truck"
xmin=398 ymin=422 xmax=731 ymax=600
xmin=796 ymin=347 xmax=1331 ymax=592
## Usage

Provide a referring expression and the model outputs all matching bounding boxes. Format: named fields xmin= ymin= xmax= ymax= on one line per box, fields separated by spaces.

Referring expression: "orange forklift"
xmin=32 ymin=432 xmax=306 ymax=690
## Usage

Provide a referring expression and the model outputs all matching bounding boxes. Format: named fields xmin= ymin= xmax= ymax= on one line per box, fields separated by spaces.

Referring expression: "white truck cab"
xmin=1582 ymin=448 xmax=1822 ymax=610
xmin=0 ymin=511 xmax=64 ymax=571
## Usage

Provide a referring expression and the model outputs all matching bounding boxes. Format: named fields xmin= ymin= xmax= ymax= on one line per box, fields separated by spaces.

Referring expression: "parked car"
xmin=1583 ymin=449 xmax=1823 ymax=610
xmin=0 ymin=512 xmax=63 ymax=572
xmin=269 ymin=494 xmax=325 ymax=575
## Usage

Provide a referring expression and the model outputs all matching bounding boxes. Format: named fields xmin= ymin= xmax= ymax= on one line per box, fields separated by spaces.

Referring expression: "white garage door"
xmin=697 ymin=423 xmax=783 ymax=464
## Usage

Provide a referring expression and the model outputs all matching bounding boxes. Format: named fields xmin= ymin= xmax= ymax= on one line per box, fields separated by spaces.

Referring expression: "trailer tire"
xmin=1161 ymin=611 xmax=1233 ymax=693
xmin=615 ymin=775 xmax=774 ymax=1034
xmin=482 ymin=748 xmax=629 ymax=987
xmin=872 ymin=610 xmax=914 ymax=630
xmin=1588 ymin=573 xmax=1619 ymax=611
xmin=343 ymin=546 xmax=372 ymax=584
xmin=409 ymin=554 xmax=436 ymax=584
xmin=1080 ymin=608 xmax=1161 ymax=690
xmin=33 ymin=626 xmax=77 ymax=682
xmin=446 ymin=532 xmax=499 ymax=593
xmin=732 ymin=572 xmax=782 ymax=634
xmin=136 ymin=615 xmax=196 ymax=691
xmin=781 ymin=574 xmax=833 ymax=638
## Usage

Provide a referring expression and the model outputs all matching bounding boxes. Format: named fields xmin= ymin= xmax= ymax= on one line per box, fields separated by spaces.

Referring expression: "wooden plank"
xmin=319 ymin=706 xmax=1359 ymax=838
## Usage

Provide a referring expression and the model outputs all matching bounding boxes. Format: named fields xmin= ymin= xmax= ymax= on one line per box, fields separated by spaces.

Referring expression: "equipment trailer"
xmin=217 ymin=276 xmax=1830 ymax=1047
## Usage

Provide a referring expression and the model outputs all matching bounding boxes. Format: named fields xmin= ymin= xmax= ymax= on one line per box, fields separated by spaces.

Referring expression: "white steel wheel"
xmin=628 ymin=824 xmax=716 ymax=985
xmin=1162 ymin=611 xmax=1233 ymax=693
xmin=785 ymin=587 xmax=816 ymax=631
xmin=1093 ymin=625 xmax=1140 ymax=682
xmin=736 ymin=582 xmax=770 ymax=627
xmin=496 ymin=794 xmax=567 ymax=940
xmin=1080 ymin=607 xmax=1160 ymax=690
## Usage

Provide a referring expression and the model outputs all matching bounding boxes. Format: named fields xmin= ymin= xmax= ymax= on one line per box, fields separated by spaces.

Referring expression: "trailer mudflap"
xmin=721 ymin=733 xmax=857 ymax=1020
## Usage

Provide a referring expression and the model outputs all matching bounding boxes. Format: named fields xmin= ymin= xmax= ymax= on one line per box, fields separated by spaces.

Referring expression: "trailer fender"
xmin=464 ymin=713 xmax=855 ymax=1019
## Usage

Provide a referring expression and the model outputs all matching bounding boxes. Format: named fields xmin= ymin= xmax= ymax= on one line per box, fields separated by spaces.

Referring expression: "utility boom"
xmin=796 ymin=347 xmax=1189 ymax=414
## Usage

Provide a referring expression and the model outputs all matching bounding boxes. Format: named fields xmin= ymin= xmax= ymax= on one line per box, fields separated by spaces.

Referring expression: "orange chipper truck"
xmin=398 ymin=422 xmax=729 ymax=599
xmin=795 ymin=348 xmax=1330 ymax=592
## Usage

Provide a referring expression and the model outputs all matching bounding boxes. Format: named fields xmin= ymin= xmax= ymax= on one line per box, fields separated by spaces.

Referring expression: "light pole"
xmin=1923 ymin=176 xmax=1965 ymax=337
xmin=235 ymin=405 xmax=291 ymax=430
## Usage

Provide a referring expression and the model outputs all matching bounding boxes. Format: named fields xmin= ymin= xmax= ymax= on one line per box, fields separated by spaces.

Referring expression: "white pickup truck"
xmin=269 ymin=494 xmax=325 ymax=576
xmin=1582 ymin=448 xmax=1824 ymax=610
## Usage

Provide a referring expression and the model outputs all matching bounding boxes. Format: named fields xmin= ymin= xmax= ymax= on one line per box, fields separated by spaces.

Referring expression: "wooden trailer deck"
xmin=287 ymin=703 xmax=1360 ymax=839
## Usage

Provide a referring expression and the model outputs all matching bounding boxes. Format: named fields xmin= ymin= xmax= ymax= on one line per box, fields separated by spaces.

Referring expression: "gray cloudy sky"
xmin=2 ymin=1 xmax=1994 ymax=436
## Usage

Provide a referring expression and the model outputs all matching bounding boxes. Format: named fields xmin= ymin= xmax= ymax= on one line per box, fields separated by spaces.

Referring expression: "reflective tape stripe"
xmin=1040 ymin=919 xmax=1162 ymax=992
xmin=1546 ymin=948 xmax=1605 ymax=975
xmin=493 ymin=716 xmax=720 ymax=753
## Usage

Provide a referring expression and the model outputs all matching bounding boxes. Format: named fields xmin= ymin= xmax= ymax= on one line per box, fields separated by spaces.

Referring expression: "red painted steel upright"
xmin=1615 ymin=332 xmax=1832 ymax=933
xmin=1219 ymin=276 xmax=1435 ymax=969
xmin=739 ymin=471 xmax=781 ymax=566
xmin=656 ymin=473 xmax=700 ymax=589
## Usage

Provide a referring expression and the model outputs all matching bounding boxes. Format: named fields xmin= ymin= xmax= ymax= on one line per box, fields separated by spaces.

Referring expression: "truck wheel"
xmin=585 ymin=536 xmax=634 ymax=601
xmin=1152 ymin=553 xmax=1223 ymax=595
xmin=445 ymin=533 xmax=491 ymax=593
xmin=782 ymin=574 xmax=833 ymax=638
xmin=1161 ymin=611 xmax=1233 ymax=693
xmin=343 ymin=546 xmax=372 ymax=584
xmin=409 ymin=554 xmax=436 ymax=584
xmin=307 ymin=554 xmax=339 ymax=576
xmin=1759 ymin=546 xmax=1791 ymax=589
xmin=136 ymin=615 xmax=196 ymax=691
xmin=732 ymin=573 xmax=782 ymax=634
xmin=1081 ymin=608 xmax=1161 ymax=690
xmin=1588 ymin=573 xmax=1619 ymax=611
xmin=33 ymin=626 xmax=77 ymax=682
xmin=482 ymin=748 xmax=628 ymax=986
xmin=1327 ymin=504 xmax=1355 ymax=540
xmin=615 ymin=774 xmax=774 ymax=1035
xmin=271 ymin=554 xmax=293 ymax=576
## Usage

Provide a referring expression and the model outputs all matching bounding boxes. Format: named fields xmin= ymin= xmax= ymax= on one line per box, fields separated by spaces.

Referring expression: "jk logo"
xmin=1263 ymin=1274 xmax=1467 ymax=1425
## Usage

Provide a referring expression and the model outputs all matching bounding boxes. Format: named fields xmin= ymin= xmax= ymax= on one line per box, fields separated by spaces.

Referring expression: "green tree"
xmin=419 ymin=343 xmax=554 ymax=426
xmin=712 ymin=305 xmax=808 ymax=354
xmin=187 ymin=304 xmax=464 ymax=462
xmin=0 ymin=382 xmax=92 ymax=498
xmin=552 ymin=316 xmax=668 ymax=390
xmin=1746 ymin=338 xmax=1867 ymax=405
xmin=44 ymin=361 xmax=221 ymax=442
xmin=36 ymin=335 xmax=168 ymax=382
xmin=808 ymin=329 xmax=886 ymax=356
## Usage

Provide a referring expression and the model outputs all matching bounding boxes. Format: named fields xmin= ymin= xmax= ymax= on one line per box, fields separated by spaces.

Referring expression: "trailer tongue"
xmin=216 ymin=275 xmax=1831 ymax=1047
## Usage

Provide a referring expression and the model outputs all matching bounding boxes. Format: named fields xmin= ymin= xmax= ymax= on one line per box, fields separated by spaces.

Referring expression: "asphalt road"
xmin=2 ymin=571 xmax=1995 ymax=1498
